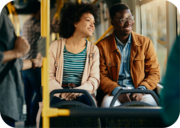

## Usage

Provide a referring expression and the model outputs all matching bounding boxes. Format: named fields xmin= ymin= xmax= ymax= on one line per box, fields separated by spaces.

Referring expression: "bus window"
xmin=177 ymin=9 xmax=180 ymax=35
xmin=140 ymin=0 xmax=167 ymax=78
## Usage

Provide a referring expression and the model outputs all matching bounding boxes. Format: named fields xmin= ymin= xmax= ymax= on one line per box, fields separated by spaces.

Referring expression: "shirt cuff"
xmin=0 ymin=51 xmax=4 ymax=64
xmin=137 ymin=85 xmax=147 ymax=90
xmin=111 ymin=87 xmax=121 ymax=96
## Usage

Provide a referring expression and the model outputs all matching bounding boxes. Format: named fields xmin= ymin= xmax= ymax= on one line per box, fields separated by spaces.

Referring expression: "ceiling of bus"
xmin=12 ymin=0 xmax=122 ymax=14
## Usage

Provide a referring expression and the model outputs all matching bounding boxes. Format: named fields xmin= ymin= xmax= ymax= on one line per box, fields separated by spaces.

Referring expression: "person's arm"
xmin=161 ymin=36 xmax=180 ymax=125
xmin=50 ymin=17 xmax=60 ymax=33
xmin=74 ymin=45 xmax=100 ymax=94
xmin=1 ymin=36 xmax=30 ymax=64
xmin=22 ymin=59 xmax=33 ymax=70
xmin=139 ymin=38 xmax=160 ymax=90
xmin=1 ymin=50 xmax=19 ymax=64
xmin=96 ymin=43 xmax=119 ymax=95
xmin=22 ymin=53 xmax=43 ymax=70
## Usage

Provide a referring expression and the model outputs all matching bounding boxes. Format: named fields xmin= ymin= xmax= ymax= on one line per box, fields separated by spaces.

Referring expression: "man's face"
xmin=111 ymin=9 xmax=134 ymax=36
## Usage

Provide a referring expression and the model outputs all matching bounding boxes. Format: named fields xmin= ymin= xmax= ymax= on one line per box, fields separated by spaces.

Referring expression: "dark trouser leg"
xmin=50 ymin=96 xmax=66 ymax=106
xmin=22 ymin=68 xmax=42 ymax=126
xmin=76 ymin=94 xmax=92 ymax=106
xmin=22 ymin=70 xmax=33 ymax=126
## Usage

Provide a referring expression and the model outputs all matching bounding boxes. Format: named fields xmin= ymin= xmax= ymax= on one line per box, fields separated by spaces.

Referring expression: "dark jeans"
xmin=1 ymin=115 xmax=15 ymax=127
xmin=22 ymin=68 xmax=42 ymax=126
xmin=50 ymin=94 xmax=92 ymax=106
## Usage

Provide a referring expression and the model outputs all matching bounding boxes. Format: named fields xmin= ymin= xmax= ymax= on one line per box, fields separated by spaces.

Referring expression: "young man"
xmin=21 ymin=1 xmax=59 ymax=126
xmin=97 ymin=3 xmax=160 ymax=107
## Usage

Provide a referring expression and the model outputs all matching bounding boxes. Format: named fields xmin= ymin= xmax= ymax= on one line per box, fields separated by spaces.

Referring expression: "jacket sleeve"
xmin=97 ymin=43 xmax=119 ymax=95
xmin=49 ymin=41 xmax=63 ymax=94
xmin=139 ymin=38 xmax=160 ymax=90
xmin=75 ymin=45 xmax=100 ymax=94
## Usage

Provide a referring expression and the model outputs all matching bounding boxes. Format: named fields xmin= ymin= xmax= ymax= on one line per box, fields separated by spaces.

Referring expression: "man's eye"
xmin=121 ymin=19 xmax=126 ymax=22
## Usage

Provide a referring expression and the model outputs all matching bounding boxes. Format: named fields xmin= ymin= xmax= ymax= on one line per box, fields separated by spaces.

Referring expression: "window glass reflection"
xmin=141 ymin=0 xmax=167 ymax=78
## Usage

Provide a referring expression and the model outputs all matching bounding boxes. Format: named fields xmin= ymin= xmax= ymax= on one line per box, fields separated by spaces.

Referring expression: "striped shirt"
xmin=62 ymin=42 xmax=87 ymax=85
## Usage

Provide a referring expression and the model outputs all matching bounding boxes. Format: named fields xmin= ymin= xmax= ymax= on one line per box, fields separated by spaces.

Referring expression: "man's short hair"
xmin=29 ymin=1 xmax=40 ymax=14
xmin=110 ymin=3 xmax=130 ymax=19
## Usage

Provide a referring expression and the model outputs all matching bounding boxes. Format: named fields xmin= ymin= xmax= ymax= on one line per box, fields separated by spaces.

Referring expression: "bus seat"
xmin=39 ymin=89 xmax=101 ymax=128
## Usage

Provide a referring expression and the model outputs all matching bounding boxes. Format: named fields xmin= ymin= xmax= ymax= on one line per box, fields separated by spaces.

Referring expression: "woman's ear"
xmin=111 ymin=20 xmax=114 ymax=26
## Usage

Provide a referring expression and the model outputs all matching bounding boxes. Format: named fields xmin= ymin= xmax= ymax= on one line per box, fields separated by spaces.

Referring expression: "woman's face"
xmin=74 ymin=13 xmax=95 ymax=37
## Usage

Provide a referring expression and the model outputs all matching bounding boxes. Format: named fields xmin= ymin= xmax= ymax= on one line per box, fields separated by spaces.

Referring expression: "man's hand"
xmin=130 ymin=93 xmax=143 ymax=101
xmin=51 ymin=17 xmax=60 ymax=33
xmin=118 ymin=93 xmax=131 ymax=103
xmin=32 ymin=53 xmax=43 ymax=69
xmin=13 ymin=37 xmax=30 ymax=58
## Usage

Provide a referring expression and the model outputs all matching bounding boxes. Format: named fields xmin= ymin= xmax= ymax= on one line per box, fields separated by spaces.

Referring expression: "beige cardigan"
xmin=49 ymin=38 xmax=100 ymax=94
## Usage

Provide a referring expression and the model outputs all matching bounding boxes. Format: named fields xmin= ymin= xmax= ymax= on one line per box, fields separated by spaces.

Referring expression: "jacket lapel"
xmin=109 ymin=32 xmax=121 ymax=80
xmin=130 ymin=32 xmax=141 ymax=70
xmin=110 ymin=32 xmax=121 ymax=60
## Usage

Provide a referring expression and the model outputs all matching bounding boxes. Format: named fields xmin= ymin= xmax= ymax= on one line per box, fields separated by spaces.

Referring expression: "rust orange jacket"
xmin=96 ymin=31 xmax=160 ymax=95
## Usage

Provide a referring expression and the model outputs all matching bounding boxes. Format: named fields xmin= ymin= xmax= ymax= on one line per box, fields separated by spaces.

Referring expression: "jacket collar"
xmin=110 ymin=31 xmax=141 ymax=52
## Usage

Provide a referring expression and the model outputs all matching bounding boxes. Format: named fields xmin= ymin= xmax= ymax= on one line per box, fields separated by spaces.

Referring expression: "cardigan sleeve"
xmin=49 ymin=40 xmax=63 ymax=96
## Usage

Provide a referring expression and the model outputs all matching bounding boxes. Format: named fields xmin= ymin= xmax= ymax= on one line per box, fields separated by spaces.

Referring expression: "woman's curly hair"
xmin=59 ymin=2 xmax=98 ymax=38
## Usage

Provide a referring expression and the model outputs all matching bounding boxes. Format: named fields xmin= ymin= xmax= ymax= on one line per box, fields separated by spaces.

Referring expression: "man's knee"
xmin=101 ymin=95 xmax=121 ymax=107
xmin=141 ymin=94 xmax=158 ymax=106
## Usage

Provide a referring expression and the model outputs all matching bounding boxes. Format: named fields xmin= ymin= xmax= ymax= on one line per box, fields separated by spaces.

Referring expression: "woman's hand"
xmin=60 ymin=93 xmax=83 ymax=100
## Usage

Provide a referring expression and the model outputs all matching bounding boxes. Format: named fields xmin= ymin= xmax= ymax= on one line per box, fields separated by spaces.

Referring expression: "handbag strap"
xmin=89 ymin=42 xmax=94 ymax=68
xmin=0 ymin=59 xmax=16 ymax=84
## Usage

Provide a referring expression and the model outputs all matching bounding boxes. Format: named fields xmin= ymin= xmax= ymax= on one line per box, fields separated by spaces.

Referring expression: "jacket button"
xmin=108 ymin=63 xmax=111 ymax=65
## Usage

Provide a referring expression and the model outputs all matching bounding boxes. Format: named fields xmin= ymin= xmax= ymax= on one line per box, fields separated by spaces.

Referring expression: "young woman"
xmin=49 ymin=2 xmax=99 ymax=106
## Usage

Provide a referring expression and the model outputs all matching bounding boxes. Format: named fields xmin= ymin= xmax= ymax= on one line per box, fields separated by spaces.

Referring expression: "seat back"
xmin=39 ymin=89 xmax=101 ymax=128
xmin=106 ymin=90 xmax=165 ymax=127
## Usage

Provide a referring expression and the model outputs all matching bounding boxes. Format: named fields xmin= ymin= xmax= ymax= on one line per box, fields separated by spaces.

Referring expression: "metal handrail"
xmin=94 ymin=25 xmax=113 ymax=44
xmin=7 ymin=2 xmax=20 ymax=36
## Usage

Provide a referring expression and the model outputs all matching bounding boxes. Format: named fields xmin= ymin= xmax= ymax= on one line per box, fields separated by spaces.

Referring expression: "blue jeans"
xmin=22 ymin=68 xmax=42 ymax=126
xmin=50 ymin=94 xmax=92 ymax=106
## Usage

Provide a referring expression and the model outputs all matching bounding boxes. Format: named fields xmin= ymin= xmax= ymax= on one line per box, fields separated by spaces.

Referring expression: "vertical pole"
xmin=77 ymin=0 xmax=81 ymax=3
xmin=41 ymin=0 xmax=50 ymax=128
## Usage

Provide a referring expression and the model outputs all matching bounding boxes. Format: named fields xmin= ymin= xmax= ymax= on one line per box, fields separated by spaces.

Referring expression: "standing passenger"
xmin=96 ymin=3 xmax=160 ymax=107
xmin=21 ymin=1 xmax=59 ymax=126
xmin=49 ymin=2 xmax=99 ymax=105
xmin=0 ymin=7 xmax=42 ymax=127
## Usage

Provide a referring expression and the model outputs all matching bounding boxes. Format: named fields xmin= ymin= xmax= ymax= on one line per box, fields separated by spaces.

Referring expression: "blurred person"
xmin=21 ymin=1 xmax=59 ymax=126
xmin=36 ymin=2 xmax=99 ymax=127
xmin=96 ymin=3 xmax=160 ymax=107
xmin=161 ymin=35 xmax=180 ymax=126
xmin=0 ymin=7 xmax=42 ymax=127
